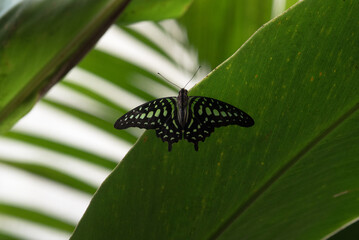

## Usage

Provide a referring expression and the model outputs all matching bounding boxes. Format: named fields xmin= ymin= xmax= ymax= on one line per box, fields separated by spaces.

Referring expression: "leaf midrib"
xmin=209 ymin=101 xmax=359 ymax=239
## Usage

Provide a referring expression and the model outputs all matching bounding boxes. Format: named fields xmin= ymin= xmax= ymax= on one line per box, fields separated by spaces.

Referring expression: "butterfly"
xmin=114 ymin=83 xmax=254 ymax=152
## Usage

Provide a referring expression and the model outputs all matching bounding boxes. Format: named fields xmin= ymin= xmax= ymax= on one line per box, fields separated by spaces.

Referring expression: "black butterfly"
xmin=114 ymin=87 xmax=254 ymax=151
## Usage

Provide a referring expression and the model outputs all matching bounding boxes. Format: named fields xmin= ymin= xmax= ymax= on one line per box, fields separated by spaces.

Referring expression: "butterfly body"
xmin=177 ymin=88 xmax=189 ymax=128
xmin=114 ymin=88 xmax=254 ymax=151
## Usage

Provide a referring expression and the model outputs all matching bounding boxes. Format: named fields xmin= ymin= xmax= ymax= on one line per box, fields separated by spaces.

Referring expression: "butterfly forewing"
xmin=114 ymin=97 xmax=183 ymax=151
xmin=114 ymin=97 xmax=176 ymax=129
xmin=184 ymin=96 xmax=254 ymax=150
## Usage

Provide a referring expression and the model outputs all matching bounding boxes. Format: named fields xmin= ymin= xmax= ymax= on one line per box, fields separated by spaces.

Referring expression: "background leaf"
xmin=179 ymin=0 xmax=273 ymax=67
xmin=0 ymin=203 xmax=74 ymax=233
xmin=0 ymin=0 xmax=191 ymax=134
xmin=117 ymin=0 xmax=193 ymax=25
xmin=71 ymin=0 xmax=359 ymax=239
xmin=0 ymin=0 xmax=130 ymax=133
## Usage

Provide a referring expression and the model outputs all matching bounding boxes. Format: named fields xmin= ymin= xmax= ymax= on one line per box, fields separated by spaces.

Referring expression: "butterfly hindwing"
xmin=154 ymin=105 xmax=183 ymax=151
xmin=184 ymin=96 xmax=254 ymax=150
xmin=114 ymin=97 xmax=182 ymax=151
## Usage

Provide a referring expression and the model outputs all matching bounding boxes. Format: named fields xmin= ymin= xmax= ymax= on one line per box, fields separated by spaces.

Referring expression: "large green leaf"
xmin=0 ymin=0 xmax=191 ymax=134
xmin=329 ymin=220 xmax=359 ymax=240
xmin=71 ymin=0 xmax=359 ymax=239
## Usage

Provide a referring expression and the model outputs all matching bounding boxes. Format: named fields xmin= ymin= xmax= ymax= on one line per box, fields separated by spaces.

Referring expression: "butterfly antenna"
xmin=157 ymin=72 xmax=181 ymax=89
xmin=184 ymin=66 xmax=201 ymax=89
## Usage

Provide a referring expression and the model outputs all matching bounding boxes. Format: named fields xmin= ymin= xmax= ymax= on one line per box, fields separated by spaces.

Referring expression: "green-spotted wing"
xmin=114 ymin=89 xmax=254 ymax=151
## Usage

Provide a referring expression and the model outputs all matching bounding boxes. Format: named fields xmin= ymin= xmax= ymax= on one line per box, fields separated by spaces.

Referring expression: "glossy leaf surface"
xmin=71 ymin=0 xmax=359 ymax=239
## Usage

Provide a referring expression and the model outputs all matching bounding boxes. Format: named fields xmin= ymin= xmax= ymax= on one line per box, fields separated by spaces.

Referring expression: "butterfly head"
xmin=178 ymin=88 xmax=188 ymax=98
